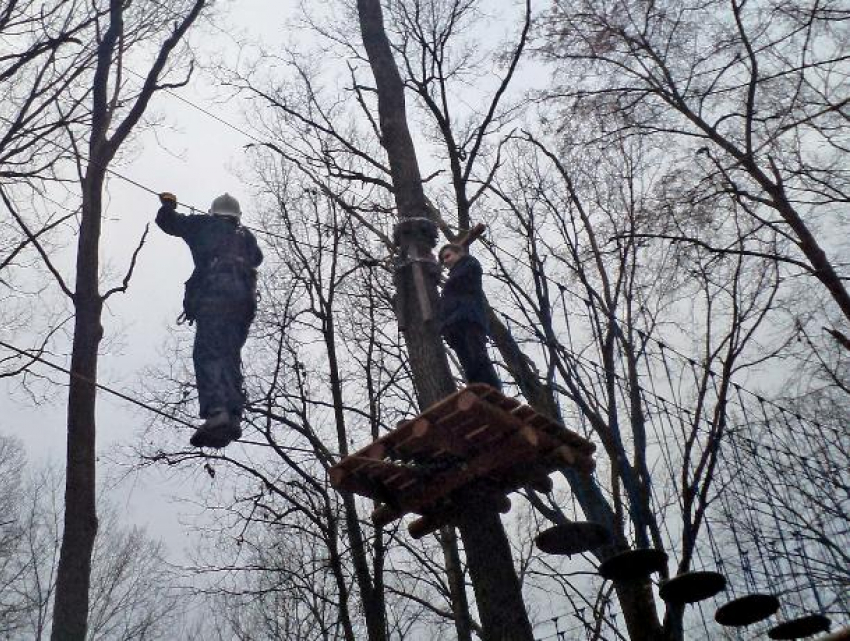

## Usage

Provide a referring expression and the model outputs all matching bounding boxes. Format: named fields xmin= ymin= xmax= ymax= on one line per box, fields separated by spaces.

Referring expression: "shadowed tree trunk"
xmin=488 ymin=312 xmax=665 ymax=641
xmin=356 ymin=1 xmax=534 ymax=639
xmin=51 ymin=1 xmax=207 ymax=638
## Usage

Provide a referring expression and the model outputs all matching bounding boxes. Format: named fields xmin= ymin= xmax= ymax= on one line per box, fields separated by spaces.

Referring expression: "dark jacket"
xmin=439 ymin=254 xmax=489 ymax=332
xmin=156 ymin=207 xmax=263 ymax=316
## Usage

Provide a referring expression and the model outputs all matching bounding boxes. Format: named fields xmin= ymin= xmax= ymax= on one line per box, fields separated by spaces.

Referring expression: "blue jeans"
xmin=193 ymin=306 xmax=252 ymax=418
xmin=443 ymin=323 xmax=502 ymax=391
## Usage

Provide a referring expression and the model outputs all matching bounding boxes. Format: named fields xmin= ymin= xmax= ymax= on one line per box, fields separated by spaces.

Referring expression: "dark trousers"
xmin=193 ymin=308 xmax=252 ymax=418
xmin=443 ymin=323 xmax=502 ymax=391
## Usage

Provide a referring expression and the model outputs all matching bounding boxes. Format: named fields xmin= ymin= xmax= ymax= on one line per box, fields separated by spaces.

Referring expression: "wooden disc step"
xmin=715 ymin=593 xmax=780 ymax=627
xmin=535 ymin=522 xmax=611 ymax=556
xmin=659 ymin=571 xmax=726 ymax=605
xmin=768 ymin=614 xmax=831 ymax=640
xmin=329 ymin=384 xmax=596 ymax=532
xmin=598 ymin=548 xmax=668 ymax=582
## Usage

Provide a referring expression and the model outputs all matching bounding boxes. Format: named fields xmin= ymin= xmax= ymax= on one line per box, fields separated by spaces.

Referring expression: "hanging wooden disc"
xmin=535 ymin=522 xmax=612 ymax=556
xmin=768 ymin=614 xmax=831 ymax=640
xmin=715 ymin=593 xmax=780 ymax=627
xmin=658 ymin=570 xmax=727 ymax=605
xmin=597 ymin=548 xmax=668 ymax=582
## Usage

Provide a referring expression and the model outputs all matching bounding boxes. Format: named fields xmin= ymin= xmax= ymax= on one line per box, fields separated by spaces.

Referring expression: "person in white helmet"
xmin=156 ymin=192 xmax=263 ymax=448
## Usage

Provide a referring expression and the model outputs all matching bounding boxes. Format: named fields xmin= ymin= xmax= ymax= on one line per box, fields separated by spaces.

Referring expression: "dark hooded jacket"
xmin=156 ymin=206 xmax=263 ymax=319
xmin=439 ymin=254 xmax=489 ymax=332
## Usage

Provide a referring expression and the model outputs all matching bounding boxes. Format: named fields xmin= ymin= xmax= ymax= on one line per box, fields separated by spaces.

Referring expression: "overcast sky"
xmin=1 ymin=0 xmax=301 ymax=550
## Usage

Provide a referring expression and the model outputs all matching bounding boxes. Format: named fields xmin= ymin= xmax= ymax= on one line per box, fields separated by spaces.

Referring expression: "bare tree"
xmin=0 ymin=437 xmax=187 ymax=640
xmin=536 ymin=0 xmax=850 ymax=339
xmin=0 ymin=435 xmax=29 ymax=636
xmin=0 ymin=0 xmax=98 ymax=186
xmin=4 ymin=1 xmax=213 ymax=638
xmin=0 ymin=1 xmax=98 ymax=379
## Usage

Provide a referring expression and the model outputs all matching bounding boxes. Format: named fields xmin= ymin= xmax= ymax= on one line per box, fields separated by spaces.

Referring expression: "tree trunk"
xmin=326 ymin=305 xmax=387 ymax=641
xmin=488 ymin=311 xmax=666 ymax=639
xmin=50 ymin=2 xmax=206 ymax=634
xmin=51 ymin=172 xmax=103 ymax=641
xmin=439 ymin=526 xmax=474 ymax=641
xmin=356 ymin=1 xmax=534 ymax=639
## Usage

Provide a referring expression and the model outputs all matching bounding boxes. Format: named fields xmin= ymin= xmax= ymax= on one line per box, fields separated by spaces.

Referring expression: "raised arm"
xmin=155 ymin=192 xmax=195 ymax=237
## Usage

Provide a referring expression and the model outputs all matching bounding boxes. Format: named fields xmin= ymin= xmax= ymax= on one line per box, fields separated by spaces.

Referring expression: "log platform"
xmin=329 ymin=384 xmax=595 ymax=538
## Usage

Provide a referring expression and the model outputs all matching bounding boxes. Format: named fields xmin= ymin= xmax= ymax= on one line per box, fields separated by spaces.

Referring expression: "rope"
xmin=0 ymin=337 xmax=195 ymax=428
xmin=0 ymin=337 xmax=330 ymax=458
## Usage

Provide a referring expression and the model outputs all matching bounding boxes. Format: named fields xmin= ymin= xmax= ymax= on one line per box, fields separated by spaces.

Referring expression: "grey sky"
xmin=1 ymin=0 xmax=297 ymax=550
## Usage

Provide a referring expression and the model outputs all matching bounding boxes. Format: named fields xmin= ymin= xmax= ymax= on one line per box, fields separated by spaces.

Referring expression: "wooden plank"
xmin=372 ymin=503 xmax=405 ymax=528
xmin=392 ymin=417 xmax=477 ymax=460
xmin=454 ymin=390 xmax=531 ymax=439
xmin=407 ymin=492 xmax=512 ymax=538
xmin=345 ymin=393 xmax=469 ymax=459
xmin=489 ymin=466 xmax=554 ymax=494
xmin=546 ymin=444 xmax=595 ymax=473
xmin=331 ymin=456 xmax=418 ymax=492
xmin=331 ymin=384 xmax=596 ymax=523
xmin=390 ymin=428 xmax=540 ymax=516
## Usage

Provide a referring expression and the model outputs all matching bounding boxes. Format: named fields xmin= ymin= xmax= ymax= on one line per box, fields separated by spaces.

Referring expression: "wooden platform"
xmin=329 ymin=384 xmax=595 ymax=538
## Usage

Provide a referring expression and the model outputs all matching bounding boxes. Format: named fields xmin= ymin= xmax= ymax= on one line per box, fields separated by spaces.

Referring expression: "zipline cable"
xmin=0 ymin=337 xmax=195 ymax=428
xmin=0 ymin=337 xmax=328 ymax=456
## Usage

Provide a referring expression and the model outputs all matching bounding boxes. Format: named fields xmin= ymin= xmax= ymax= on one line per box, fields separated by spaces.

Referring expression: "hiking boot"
xmin=190 ymin=409 xmax=242 ymax=448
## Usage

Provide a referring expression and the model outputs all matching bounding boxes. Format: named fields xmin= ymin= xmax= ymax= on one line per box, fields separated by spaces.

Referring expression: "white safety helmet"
xmin=208 ymin=193 xmax=242 ymax=219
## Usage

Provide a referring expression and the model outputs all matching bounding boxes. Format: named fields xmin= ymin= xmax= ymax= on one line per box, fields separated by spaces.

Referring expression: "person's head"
xmin=208 ymin=193 xmax=241 ymax=220
xmin=438 ymin=243 xmax=465 ymax=269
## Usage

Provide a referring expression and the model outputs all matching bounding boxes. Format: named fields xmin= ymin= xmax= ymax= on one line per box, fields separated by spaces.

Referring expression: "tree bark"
xmin=356 ymin=1 xmax=534 ymax=639
xmin=51 ymin=172 xmax=103 ymax=641
xmin=439 ymin=526 xmax=474 ymax=641
xmin=51 ymin=2 xmax=206 ymax=637
xmin=488 ymin=310 xmax=666 ymax=640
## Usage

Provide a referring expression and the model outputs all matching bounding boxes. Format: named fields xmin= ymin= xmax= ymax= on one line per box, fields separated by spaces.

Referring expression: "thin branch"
xmin=0 ymin=185 xmax=74 ymax=299
xmin=612 ymin=232 xmax=834 ymax=277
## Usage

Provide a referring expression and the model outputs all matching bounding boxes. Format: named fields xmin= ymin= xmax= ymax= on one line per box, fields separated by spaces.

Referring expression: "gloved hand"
xmin=158 ymin=192 xmax=177 ymax=210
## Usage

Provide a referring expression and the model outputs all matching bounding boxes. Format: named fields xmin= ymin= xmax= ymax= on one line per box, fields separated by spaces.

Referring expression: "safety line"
xmin=0 ymin=337 xmax=333 ymax=458
xmin=0 ymin=337 xmax=195 ymax=428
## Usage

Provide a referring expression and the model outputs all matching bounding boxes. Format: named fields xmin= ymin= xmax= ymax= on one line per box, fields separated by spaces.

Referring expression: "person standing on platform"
xmin=438 ymin=243 xmax=502 ymax=391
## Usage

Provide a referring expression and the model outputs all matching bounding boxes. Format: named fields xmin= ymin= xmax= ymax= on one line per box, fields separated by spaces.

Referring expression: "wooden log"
xmin=329 ymin=466 xmax=385 ymax=496
xmin=552 ymin=445 xmax=577 ymax=466
xmin=478 ymin=462 xmax=553 ymax=496
xmin=408 ymin=492 xmax=512 ymax=539
xmin=330 ymin=456 xmax=421 ymax=496
xmin=365 ymin=442 xmax=386 ymax=459
xmin=372 ymin=503 xmax=405 ymax=527
xmin=455 ymin=391 xmax=531 ymax=443
xmin=549 ymin=444 xmax=594 ymax=473
xmin=529 ymin=474 xmax=554 ymax=494
xmin=394 ymin=418 xmax=430 ymax=447
xmin=329 ymin=465 xmax=347 ymax=489
xmin=394 ymin=417 xmax=473 ymax=458
xmin=408 ymin=514 xmax=444 ymax=539
xmin=509 ymin=403 xmax=593 ymax=451
xmin=456 ymin=394 xmax=559 ymax=455
xmin=391 ymin=430 xmax=539 ymax=516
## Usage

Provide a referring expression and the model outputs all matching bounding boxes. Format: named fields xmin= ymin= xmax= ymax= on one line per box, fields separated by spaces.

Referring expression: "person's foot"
xmin=190 ymin=409 xmax=242 ymax=448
